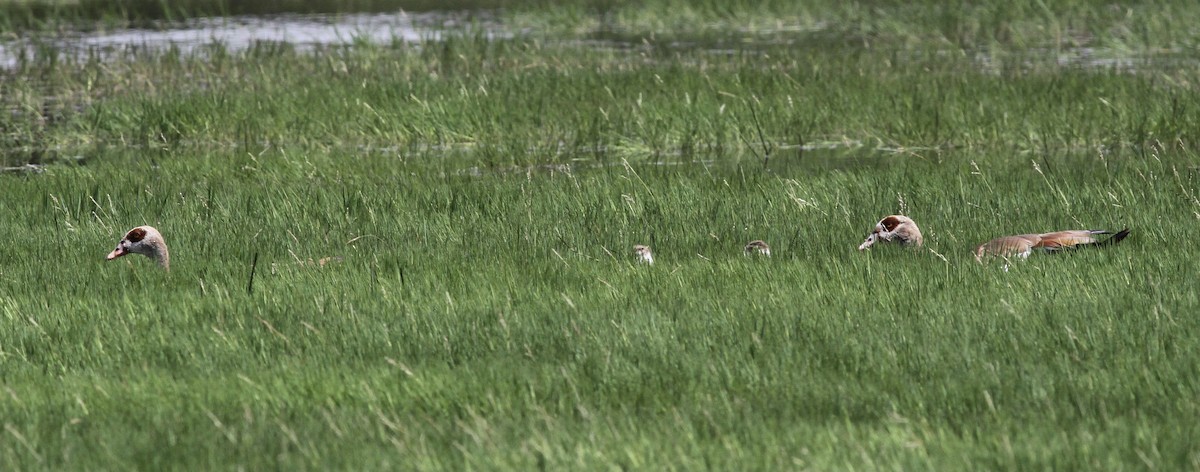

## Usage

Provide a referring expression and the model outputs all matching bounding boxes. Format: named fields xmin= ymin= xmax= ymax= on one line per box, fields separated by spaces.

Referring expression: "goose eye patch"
xmin=126 ymin=228 xmax=148 ymax=242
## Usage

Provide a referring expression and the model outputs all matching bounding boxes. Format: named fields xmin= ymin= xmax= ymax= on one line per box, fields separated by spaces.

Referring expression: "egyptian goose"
xmin=858 ymin=215 xmax=923 ymax=251
xmin=744 ymin=240 xmax=771 ymax=256
xmin=633 ymin=245 xmax=654 ymax=265
xmin=106 ymin=226 xmax=170 ymax=271
xmin=975 ymin=228 xmax=1129 ymax=262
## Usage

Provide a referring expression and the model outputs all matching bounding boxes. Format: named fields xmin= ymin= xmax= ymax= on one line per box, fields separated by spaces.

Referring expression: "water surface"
xmin=0 ymin=10 xmax=504 ymax=68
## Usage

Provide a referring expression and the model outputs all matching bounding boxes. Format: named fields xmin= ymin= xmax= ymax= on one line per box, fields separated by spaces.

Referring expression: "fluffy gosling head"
xmin=744 ymin=240 xmax=771 ymax=256
xmin=633 ymin=244 xmax=654 ymax=265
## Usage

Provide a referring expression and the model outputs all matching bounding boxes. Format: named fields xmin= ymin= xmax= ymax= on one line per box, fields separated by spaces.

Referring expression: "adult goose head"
xmin=858 ymin=215 xmax=923 ymax=251
xmin=106 ymin=226 xmax=170 ymax=271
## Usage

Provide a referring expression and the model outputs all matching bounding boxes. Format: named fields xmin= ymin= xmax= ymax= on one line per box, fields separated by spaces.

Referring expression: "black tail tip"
xmin=1108 ymin=228 xmax=1130 ymax=244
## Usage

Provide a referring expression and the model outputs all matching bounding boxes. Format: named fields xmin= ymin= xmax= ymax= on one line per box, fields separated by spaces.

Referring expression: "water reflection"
xmin=1 ymin=9 xmax=1190 ymax=73
xmin=0 ymin=11 xmax=503 ymax=68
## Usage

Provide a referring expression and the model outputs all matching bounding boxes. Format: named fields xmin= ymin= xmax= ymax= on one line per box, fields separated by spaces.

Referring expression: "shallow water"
xmin=2 ymin=9 xmax=1188 ymax=72
xmin=0 ymin=10 xmax=504 ymax=68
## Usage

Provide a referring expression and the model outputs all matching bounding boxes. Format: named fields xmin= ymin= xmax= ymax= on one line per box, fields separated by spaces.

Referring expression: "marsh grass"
xmin=4 ymin=143 xmax=1198 ymax=469
xmin=2 ymin=2 xmax=1200 ymax=470
xmin=6 ymin=31 xmax=1200 ymax=170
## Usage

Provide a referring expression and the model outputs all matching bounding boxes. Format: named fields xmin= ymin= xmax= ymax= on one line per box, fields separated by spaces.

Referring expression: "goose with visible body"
xmin=106 ymin=226 xmax=170 ymax=271
xmin=974 ymin=228 xmax=1129 ymax=262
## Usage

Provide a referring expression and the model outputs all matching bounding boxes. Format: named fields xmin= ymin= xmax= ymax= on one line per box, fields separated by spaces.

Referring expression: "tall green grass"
xmin=3 ymin=144 xmax=1198 ymax=469
xmin=5 ymin=32 xmax=1200 ymax=169
xmin=2 ymin=2 xmax=1200 ymax=470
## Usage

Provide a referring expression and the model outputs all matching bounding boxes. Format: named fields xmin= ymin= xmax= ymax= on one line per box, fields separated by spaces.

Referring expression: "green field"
xmin=2 ymin=1 xmax=1200 ymax=469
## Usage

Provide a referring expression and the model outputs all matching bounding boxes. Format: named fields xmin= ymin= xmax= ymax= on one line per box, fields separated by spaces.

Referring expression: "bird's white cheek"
xmin=858 ymin=233 xmax=878 ymax=250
